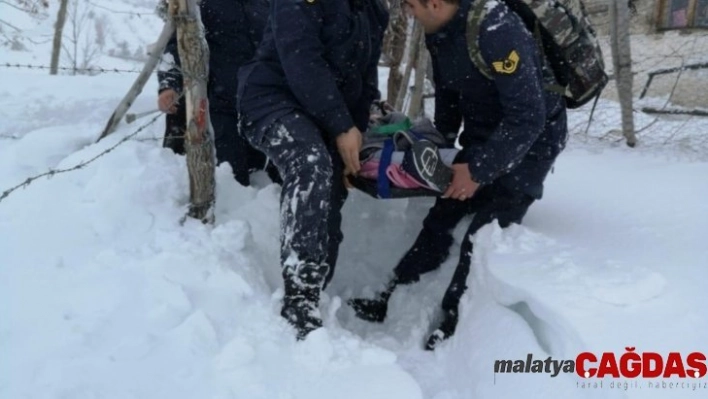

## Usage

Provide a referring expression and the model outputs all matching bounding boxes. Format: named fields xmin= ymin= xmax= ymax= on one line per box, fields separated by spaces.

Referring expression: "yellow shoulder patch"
xmin=492 ymin=50 xmax=520 ymax=74
xmin=305 ymin=0 xmax=317 ymax=4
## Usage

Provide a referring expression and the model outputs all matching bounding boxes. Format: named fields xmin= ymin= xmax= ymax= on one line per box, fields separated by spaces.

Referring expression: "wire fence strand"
xmin=0 ymin=113 xmax=162 ymax=204
xmin=1 ymin=62 xmax=144 ymax=74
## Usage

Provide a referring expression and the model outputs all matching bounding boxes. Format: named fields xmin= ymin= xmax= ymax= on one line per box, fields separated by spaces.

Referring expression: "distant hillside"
xmin=0 ymin=0 xmax=164 ymax=72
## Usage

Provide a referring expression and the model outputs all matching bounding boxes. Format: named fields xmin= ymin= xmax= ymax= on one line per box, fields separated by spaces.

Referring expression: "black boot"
xmin=425 ymin=307 xmax=459 ymax=350
xmin=281 ymin=263 xmax=328 ymax=340
xmin=349 ymin=227 xmax=453 ymax=323
xmin=348 ymin=277 xmax=398 ymax=323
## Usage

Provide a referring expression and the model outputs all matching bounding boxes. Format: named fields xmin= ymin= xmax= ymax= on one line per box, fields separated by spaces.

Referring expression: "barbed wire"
xmin=0 ymin=113 xmax=162 ymax=205
xmin=1 ymin=62 xmax=144 ymax=74
xmin=130 ymin=135 xmax=172 ymax=142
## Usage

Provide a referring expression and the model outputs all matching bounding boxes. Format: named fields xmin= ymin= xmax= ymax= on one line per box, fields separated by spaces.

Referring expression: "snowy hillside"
xmin=1 ymin=2 xmax=708 ymax=399
xmin=1 ymin=0 xmax=162 ymax=72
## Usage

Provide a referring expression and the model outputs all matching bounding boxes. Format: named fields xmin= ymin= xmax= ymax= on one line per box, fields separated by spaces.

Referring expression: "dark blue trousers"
xmin=394 ymin=183 xmax=535 ymax=312
xmin=242 ymin=111 xmax=348 ymax=289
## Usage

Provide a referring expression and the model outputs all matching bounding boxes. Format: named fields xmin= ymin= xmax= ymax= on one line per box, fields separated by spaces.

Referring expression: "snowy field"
xmin=2 ymin=2 xmax=708 ymax=398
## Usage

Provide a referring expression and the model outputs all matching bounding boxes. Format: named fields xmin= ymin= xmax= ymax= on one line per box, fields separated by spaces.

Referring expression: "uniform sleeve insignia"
xmin=305 ymin=0 xmax=317 ymax=4
xmin=492 ymin=50 xmax=520 ymax=74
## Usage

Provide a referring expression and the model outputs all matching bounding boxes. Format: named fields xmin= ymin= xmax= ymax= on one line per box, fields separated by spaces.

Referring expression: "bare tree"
xmin=382 ymin=1 xmax=408 ymax=105
xmin=61 ymin=0 xmax=101 ymax=75
xmin=50 ymin=0 xmax=69 ymax=75
xmin=0 ymin=0 xmax=48 ymax=15
xmin=610 ymin=0 xmax=637 ymax=147
xmin=93 ymin=13 xmax=109 ymax=51
xmin=1 ymin=0 xmax=48 ymax=50
xmin=0 ymin=19 xmax=25 ymax=50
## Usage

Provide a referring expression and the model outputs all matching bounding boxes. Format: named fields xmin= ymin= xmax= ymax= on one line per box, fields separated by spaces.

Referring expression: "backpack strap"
xmin=467 ymin=3 xmax=569 ymax=97
xmin=466 ymin=0 xmax=493 ymax=80
xmin=531 ymin=20 xmax=568 ymax=96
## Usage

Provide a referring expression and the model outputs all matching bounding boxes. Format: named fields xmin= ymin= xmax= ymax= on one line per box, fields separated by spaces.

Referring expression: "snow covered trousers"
xmin=396 ymin=183 xmax=535 ymax=312
xmin=244 ymin=111 xmax=348 ymax=290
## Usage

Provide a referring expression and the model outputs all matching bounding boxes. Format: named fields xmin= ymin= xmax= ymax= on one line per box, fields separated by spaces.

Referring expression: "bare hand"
xmin=442 ymin=164 xmax=480 ymax=201
xmin=336 ymin=126 xmax=363 ymax=177
xmin=158 ymin=89 xmax=178 ymax=114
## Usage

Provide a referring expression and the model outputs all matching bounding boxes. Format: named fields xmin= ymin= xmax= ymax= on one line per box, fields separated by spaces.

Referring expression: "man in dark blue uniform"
xmin=237 ymin=0 xmax=389 ymax=339
xmin=157 ymin=0 xmax=277 ymax=187
xmin=350 ymin=0 xmax=568 ymax=350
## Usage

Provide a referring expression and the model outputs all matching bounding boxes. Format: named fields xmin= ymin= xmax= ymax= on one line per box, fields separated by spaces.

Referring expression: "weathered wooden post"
xmin=170 ymin=0 xmax=216 ymax=223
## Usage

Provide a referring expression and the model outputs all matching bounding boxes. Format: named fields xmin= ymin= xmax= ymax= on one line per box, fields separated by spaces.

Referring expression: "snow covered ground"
xmin=1 ymin=4 xmax=707 ymax=398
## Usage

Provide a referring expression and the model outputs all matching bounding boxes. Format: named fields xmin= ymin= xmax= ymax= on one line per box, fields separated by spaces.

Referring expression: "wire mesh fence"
xmin=566 ymin=1 xmax=708 ymax=155
xmin=592 ymin=1 xmax=707 ymax=104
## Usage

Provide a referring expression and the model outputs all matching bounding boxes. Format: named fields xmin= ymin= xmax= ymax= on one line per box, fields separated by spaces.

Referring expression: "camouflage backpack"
xmin=466 ymin=0 xmax=608 ymax=109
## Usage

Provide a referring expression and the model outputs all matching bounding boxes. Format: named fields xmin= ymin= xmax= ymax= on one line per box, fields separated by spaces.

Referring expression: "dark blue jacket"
xmin=428 ymin=0 xmax=568 ymax=199
xmin=157 ymin=0 xmax=269 ymax=115
xmin=237 ymin=0 xmax=389 ymax=140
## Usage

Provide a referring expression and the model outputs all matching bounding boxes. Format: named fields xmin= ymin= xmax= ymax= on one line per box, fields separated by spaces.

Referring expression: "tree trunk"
xmin=395 ymin=21 xmax=422 ymax=112
xmin=407 ymin=29 xmax=428 ymax=118
xmin=610 ymin=0 xmax=637 ymax=147
xmin=380 ymin=0 xmax=394 ymax=64
xmin=96 ymin=20 xmax=175 ymax=142
xmin=385 ymin=6 xmax=408 ymax=105
xmin=50 ymin=0 xmax=69 ymax=75
xmin=171 ymin=0 xmax=216 ymax=224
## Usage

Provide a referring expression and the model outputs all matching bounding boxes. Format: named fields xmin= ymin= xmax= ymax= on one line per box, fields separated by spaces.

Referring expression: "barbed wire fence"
xmin=0 ymin=1 xmax=219 ymax=216
xmin=0 ymin=62 xmax=186 ymax=204
xmin=0 ymin=112 xmax=163 ymax=205
xmin=0 ymin=1 xmax=218 ymax=210
xmin=0 ymin=62 xmax=144 ymax=74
